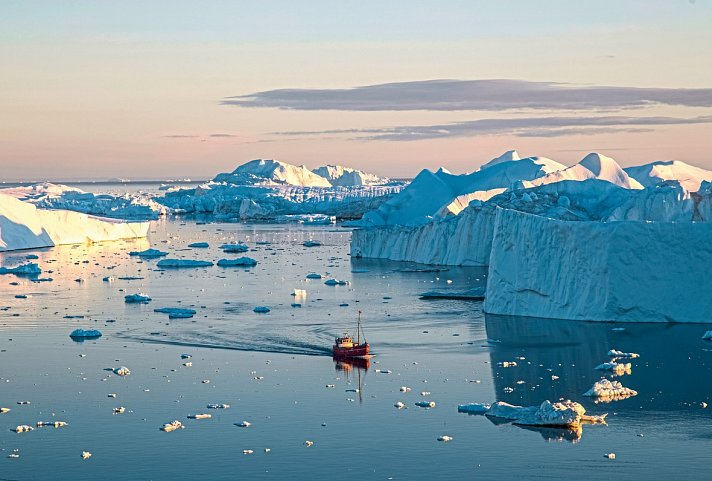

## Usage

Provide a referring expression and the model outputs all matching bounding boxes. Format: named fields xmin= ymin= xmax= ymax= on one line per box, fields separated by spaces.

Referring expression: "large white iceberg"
xmin=1 ymin=182 xmax=165 ymax=220
xmin=354 ymin=151 xmax=565 ymax=227
xmin=0 ymin=193 xmax=149 ymax=252
xmin=159 ymin=159 xmax=404 ymax=221
xmin=625 ymin=160 xmax=712 ymax=192
xmin=484 ymin=208 xmax=712 ymax=322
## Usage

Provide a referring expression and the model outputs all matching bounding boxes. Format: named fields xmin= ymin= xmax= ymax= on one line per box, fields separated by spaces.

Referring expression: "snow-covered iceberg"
xmin=625 ymin=160 xmax=712 ymax=192
xmin=0 ymin=193 xmax=150 ymax=252
xmin=484 ymin=208 xmax=712 ymax=322
xmin=354 ymin=151 xmax=565 ymax=227
xmin=158 ymin=159 xmax=404 ymax=221
xmin=1 ymin=182 xmax=166 ymax=220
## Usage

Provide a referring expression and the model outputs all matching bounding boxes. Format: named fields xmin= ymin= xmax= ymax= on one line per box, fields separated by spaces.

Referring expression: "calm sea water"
xmin=1 ymin=218 xmax=711 ymax=480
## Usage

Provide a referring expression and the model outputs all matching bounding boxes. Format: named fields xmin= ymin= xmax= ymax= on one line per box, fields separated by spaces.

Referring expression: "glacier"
xmin=0 ymin=193 xmax=150 ymax=252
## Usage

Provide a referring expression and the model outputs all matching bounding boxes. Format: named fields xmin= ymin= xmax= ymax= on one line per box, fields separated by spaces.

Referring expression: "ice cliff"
xmin=0 ymin=193 xmax=149 ymax=252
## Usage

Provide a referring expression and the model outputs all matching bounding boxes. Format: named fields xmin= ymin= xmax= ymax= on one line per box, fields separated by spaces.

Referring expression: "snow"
xmin=156 ymin=259 xmax=214 ymax=268
xmin=215 ymin=159 xmax=333 ymax=187
xmin=484 ymin=208 xmax=712 ymax=322
xmin=0 ymin=193 xmax=149 ymax=252
xmin=625 ymin=160 xmax=712 ymax=192
xmin=517 ymin=153 xmax=643 ymax=190
xmin=312 ymin=165 xmax=389 ymax=186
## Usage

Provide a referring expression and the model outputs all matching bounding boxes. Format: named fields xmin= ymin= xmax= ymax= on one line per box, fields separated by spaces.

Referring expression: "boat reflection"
xmin=333 ymin=356 xmax=369 ymax=404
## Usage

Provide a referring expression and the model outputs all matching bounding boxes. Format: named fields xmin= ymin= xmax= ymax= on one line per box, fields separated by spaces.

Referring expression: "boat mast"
xmin=357 ymin=310 xmax=361 ymax=345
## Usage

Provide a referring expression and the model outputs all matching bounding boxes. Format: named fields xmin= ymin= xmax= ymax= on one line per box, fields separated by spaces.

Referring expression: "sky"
xmin=1 ymin=0 xmax=712 ymax=180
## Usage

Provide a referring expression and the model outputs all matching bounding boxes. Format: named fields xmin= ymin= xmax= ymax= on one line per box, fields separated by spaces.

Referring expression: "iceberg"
xmin=484 ymin=208 xmax=712 ymax=322
xmin=156 ymin=259 xmax=214 ymax=268
xmin=188 ymin=242 xmax=209 ymax=248
xmin=157 ymin=159 xmax=405 ymax=221
xmin=625 ymin=160 xmax=712 ymax=192
xmin=217 ymin=257 xmax=258 ymax=267
xmin=0 ymin=262 xmax=42 ymax=276
xmin=583 ymin=379 xmax=638 ymax=400
xmin=1 ymin=182 xmax=165 ymax=220
xmin=220 ymin=243 xmax=249 ymax=253
xmin=355 ymin=151 xmax=565 ymax=227
xmin=0 ymin=193 xmax=149 ymax=252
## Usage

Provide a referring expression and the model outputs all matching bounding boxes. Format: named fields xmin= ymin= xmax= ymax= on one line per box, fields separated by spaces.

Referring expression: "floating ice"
xmin=220 ymin=243 xmax=249 ymax=253
xmin=324 ymin=279 xmax=348 ymax=286
xmin=415 ymin=401 xmax=436 ymax=408
xmin=607 ymin=350 xmax=640 ymax=359
xmin=702 ymin=331 xmax=712 ymax=341
xmin=207 ymin=403 xmax=230 ymax=409
xmin=160 ymin=420 xmax=184 ymax=432
xmin=419 ymin=287 xmax=485 ymax=300
xmin=1 ymin=407 xmax=11 ymax=414
xmin=394 ymin=401 xmax=406 ymax=409
xmin=188 ymin=413 xmax=212 ymax=420
xmin=235 ymin=421 xmax=251 ymax=428
xmin=37 ymin=421 xmax=68 ymax=428
xmin=457 ymin=403 xmax=491 ymax=414
xmin=253 ymin=306 xmax=271 ymax=313
xmin=129 ymin=248 xmax=168 ymax=258
xmin=594 ymin=362 xmax=632 ymax=376
xmin=486 ymin=400 xmax=606 ymax=427
xmin=113 ymin=407 xmax=125 ymax=414
xmin=188 ymin=242 xmax=209 ymax=248
xmin=125 ymin=293 xmax=151 ymax=303
xmin=217 ymin=257 xmax=258 ymax=267
xmin=113 ymin=366 xmax=131 ymax=376
xmin=437 ymin=435 xmax=453 ymax=442
xmin=81 ymin=451 xmax=92 ymax=460
xmin=154 ymin=307 xmax=197 ymax=319
xmin=303 ymin=240 xmax=321 ymax=247
xmin=14 ymin=425 xmax=34 ymax=433
xmin=306 ymin=273 xmax=322 ymax=279
xmin=0 ymin=263 xmax=42 ymax=276
xmin=583 ymin=379 xmax=637 ymax=400
xmin=69 ymin=329 xmax=103 ymax=339
xmin=157 ymin=259 xmax=213 ymax=268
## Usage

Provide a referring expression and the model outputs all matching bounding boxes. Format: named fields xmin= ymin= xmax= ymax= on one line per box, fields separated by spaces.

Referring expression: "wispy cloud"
xmin=272 ymin=115 xmax=712 ymax=141
xmin=163 ymin=134 xmax=199 ymax=139
xmin=208 ymin=133 xmax=237 ymax=138
xmin=222 ymin=79 xmax=712 ymax=112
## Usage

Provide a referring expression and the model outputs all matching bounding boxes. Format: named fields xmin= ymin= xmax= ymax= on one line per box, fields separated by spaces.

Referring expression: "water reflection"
xmin=334 ymin=356 xmax=369 ymax=404
xmin=484 ymin=314 xmax=712 ymax=415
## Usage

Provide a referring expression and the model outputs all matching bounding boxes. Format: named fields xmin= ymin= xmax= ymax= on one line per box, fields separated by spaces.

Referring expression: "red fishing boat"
xmin=332 ymin=310 xmax=370 ymax=359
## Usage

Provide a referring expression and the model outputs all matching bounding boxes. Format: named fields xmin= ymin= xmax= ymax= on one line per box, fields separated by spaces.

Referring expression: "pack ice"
xmin=0 ymin=193 xmax=150 ymax=252
xmin=351 ymin=151 xmax=712 ymax=322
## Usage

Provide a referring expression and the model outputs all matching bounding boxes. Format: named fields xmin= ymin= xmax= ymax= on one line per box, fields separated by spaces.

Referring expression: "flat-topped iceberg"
xmin=129 ymin=248 xmax=168 ymax=258
xmin=1 ymin=193 xmax=149 ymax=252
xmin=154 ymin=307 xmax=197 ymax=319
xmin=1 ymin=182 xmax=165 ymax=220
xmin=156 ymin=259 xmax=214 ymax=268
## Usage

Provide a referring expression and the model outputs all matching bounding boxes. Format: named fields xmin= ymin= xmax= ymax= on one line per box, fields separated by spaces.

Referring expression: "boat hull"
xmin=332 ymin=343 xmax=370 ymax=358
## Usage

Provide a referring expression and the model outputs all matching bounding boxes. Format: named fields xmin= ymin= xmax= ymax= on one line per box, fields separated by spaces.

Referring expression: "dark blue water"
xmin=1 ymin=219 xmax=711 ymax=480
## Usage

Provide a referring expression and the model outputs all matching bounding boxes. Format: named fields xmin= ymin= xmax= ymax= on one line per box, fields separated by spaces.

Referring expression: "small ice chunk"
xmin=437 ymin=435 xmax=453 ymax=442
xmin=607 ymin=349 xmax=640 ymax=359
xmin=69 ymin=329 xmax=102 ymax=339
xmin=604 ymin=453 xmax=616 ymax=459
xmin=220 ymin=243 xmax=249 ymax=253
xmin=188 ymin=413 xmax=212 ymax=419
xmin=113 ymin=407 xmax=125 ymax=414
xmin=37 ymin=421 xmax=68 ymax=428
xmin=188 ymin=242 xmax=209 ymax=248
xmin=306 ymin=273 xmax=322 ymax=279
xmin=702 ymin=331 xmax=712 ymax=341
xmin=81 ymin=451 xmax=92 ymax=460
xmin=14 ymin=425 xmax=34 ymax=433
xmin=1 ymin=407 xmax=11 ymax=414
xmin=399 ymin=386 xmax=411 ymax=392
xmin=129 ymin=248 xmax=168 ymax=258
xmin=235 ymin=421 xmax=251 ymax=428
xmin=304 ymin=440 xmax=314 ymax=447
xmin=253 ymin=306 xmax=271 ymax=313
xmin=415 ymin=401 xmax=436 ymax=408
xmin=324 ymin=279 xmax=348 ymax=286
xmin=303 ymin=241 xmax=321 ymax=247
xmin=594 ymin=362 xmax=631 ymax=376
xmin=160 ymin=420 xmax=184 ymax=432
xmin=125 ymin=293 xmax=151 ymax=303
xmin=113 ymin=366 xmax=131 ymax=376
xmin=498 ymin=361 xmax=517 ymax=368
xmin=243 ymin=449 xmax=254 ymax=455
xmin=394 ymin=401 xmax=406 ymax=409
xmin=583 ymin=379 xmax=637 ymax=400
xmin=207 ymin=403 xmax=230 ymax=409
xmin=156 ymin=259 xmax=213 ymax=268
xmin=154 ymin=307 xmax=196 ymax=319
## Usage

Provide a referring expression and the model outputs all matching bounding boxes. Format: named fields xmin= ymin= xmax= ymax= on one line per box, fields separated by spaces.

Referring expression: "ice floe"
xmin=125 ymin=293 xmax=151 ymax=303
xmin=217 ymin=257 xmax=258 ymax=267
xmin=583 ymin=379 xmax=637 ymax=400
xmin=156 ymin=259 xmax=214 ymax=268
xmin=69 ymin=329 xmax=103 ymax=339
xmin=154 ymin=307 xmax=196 ymax=319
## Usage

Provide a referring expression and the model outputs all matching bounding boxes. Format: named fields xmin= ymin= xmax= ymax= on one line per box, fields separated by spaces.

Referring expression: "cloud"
xmin=209 ymin=133 xmax=237 ymax=138
xmin=272 ymin=115 xmax=712 ymax=141
xmin=222 ymin=79 xmax=712 ymax=112
xmin=163 ymin=134 xmax=199 ymax=139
